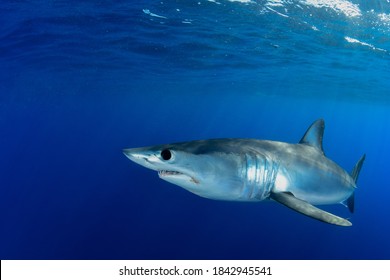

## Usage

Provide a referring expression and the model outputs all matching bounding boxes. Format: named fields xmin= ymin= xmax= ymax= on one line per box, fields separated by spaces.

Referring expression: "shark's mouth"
xmin=158 ymin=170 xmax=199 ymax=184
xmin=158 ymin=170 xmax=182 ymax=176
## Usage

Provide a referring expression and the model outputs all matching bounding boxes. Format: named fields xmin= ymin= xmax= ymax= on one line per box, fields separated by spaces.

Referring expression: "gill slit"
xmin=242 ymin=152 xmax=278 ymax=200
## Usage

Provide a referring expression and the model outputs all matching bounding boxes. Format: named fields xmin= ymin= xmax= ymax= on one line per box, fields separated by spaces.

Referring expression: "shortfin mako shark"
xmin=123 ymin=119 xmax=365 ymax=226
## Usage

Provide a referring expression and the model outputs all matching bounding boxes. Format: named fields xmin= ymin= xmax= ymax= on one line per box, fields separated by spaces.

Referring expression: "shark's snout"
xmin=123 ymin=148 xmax=160 ymax=171
xmin=123 ymin=148 xmax=135 ymax=158
xmin=123 ymin=147 xmax=151 ymax=160
xmin=123 ymin=148 xmax=140 ymax=161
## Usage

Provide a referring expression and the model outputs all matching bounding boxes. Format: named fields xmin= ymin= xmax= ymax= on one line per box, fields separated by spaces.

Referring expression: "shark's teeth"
xmin=158 ymin=170 xmax=182 ymax=176
xmin=158 ymin=170 xmax=200 ymax=184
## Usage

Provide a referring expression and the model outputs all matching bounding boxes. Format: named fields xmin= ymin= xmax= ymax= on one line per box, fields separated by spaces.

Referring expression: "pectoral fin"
xmin=270 ymin=192 xmax=352 ymax=226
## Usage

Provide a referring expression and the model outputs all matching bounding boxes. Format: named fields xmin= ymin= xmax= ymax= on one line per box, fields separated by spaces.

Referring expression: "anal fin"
xmin=270 ymin=192 xmax=352 ymax=226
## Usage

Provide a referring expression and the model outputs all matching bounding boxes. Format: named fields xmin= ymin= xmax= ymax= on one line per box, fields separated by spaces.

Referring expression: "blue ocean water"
xmin=0 ymin=0 xmax=390 ymax=260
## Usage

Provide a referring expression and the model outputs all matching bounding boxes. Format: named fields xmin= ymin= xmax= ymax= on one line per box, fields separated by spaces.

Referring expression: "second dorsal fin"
xmin=299 ymin=119 xmax=325 ymax=154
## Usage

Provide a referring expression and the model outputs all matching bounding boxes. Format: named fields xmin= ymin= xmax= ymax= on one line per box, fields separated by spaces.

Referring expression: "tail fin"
xmin=344 ymin=154 xmax=366 ymax=213
xmin=351 ymin=154 xmax=366 ymax=183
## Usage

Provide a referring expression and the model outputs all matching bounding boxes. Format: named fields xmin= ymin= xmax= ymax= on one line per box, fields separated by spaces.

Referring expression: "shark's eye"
xmin=161 ymin=149 xmax=172 ymax=161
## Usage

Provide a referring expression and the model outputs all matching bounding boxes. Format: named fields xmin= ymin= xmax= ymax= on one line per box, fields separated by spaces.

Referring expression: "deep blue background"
xmin=1 ymin=0 xmax=390 ymax=259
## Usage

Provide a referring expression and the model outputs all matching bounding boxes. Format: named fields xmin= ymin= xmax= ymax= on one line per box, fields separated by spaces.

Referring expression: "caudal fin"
xmin=351 ymin=154 xmax=366 ymax=183
xmin=344 ymin=154 xmax=366 ymax=213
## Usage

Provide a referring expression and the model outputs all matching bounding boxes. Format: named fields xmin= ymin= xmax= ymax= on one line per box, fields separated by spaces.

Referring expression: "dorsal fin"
xmin=299 ymin=119 xmax=325 ymax=154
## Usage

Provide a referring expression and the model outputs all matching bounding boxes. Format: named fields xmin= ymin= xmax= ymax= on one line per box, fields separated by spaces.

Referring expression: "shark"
xmin=123 ymin=119 xmax=365 ymax=226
